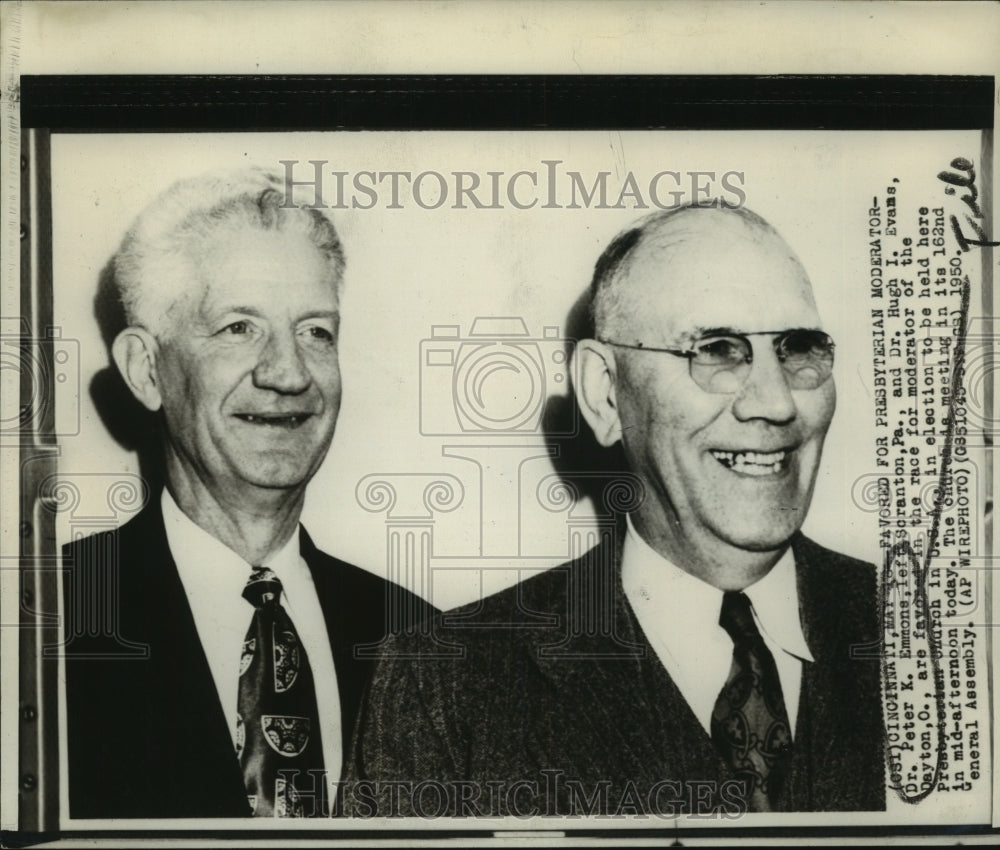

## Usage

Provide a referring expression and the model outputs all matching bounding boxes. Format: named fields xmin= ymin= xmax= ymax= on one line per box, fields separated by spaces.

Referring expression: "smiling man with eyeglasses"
xmin=350 ymin=205 xmax=884 ymax=817
xmin=579 ymin=207 xmax=839 ymax=591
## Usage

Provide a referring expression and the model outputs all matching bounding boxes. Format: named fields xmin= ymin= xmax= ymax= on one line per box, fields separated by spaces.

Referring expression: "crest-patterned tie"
xmin=710 ymin=591 xmax=792 ymax=812
xmin=238 ymin=567 xmax=328 ymax=817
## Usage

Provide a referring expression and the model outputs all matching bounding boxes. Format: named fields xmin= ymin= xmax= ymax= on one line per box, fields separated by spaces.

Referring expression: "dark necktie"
xmin=237 ymin=567 xmax=328 ymax=817
xmin=710 ymin=591 xmax=792 ymax=812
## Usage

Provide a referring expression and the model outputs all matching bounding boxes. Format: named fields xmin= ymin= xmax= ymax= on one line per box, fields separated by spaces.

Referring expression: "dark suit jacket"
xmin=348 ymin=534 xmax=885 ymax=815
xmin=62 ymin=501 xmax=435 ymax=819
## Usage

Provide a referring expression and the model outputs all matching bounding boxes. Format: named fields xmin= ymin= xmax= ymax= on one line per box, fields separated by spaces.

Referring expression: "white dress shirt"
xmin=162 ymin=489 xmax=342 ymax=804
xmin=621 ymin=515 xmax=814 ymax=737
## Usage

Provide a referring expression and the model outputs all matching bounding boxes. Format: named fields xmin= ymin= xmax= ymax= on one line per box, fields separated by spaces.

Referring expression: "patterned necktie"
xmin=710 ymin=591 xmax=792 ymax=812
xmin=237 ymin=567 xmax=328 ymax=817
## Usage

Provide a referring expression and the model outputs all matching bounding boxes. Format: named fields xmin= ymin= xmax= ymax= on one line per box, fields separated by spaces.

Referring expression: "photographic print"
xmin=2 ymin=2 xmax=997 ymax=845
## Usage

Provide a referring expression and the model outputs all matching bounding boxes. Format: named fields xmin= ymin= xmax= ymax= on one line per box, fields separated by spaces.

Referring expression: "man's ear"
xmin=111 ymin=327 xmax=163 ymax=412
xmin=572 ymin=339 xmax=623 ymax=447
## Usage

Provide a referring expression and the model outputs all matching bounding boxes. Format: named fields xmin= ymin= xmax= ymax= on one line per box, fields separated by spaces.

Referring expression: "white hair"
xmin=112 ymin=166 xmax=345 ymax=333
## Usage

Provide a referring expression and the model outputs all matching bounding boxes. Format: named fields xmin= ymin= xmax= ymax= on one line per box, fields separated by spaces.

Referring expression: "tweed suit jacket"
xmin=62 ymin=500 xmax=435 ymax=819
xmin=348 ymin=533 xmax=885 ymax=815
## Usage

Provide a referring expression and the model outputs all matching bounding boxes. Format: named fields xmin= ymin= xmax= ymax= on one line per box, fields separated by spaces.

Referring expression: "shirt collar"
xmin=161 ymin=489 xmax=301 ymax=590
xmin=743 ymin=545 xmax=814 ymax=662
xmin=622 ymin=514 xmax=814 ymax=663
xmin=622 ymin=515 xmax=725 ymax=644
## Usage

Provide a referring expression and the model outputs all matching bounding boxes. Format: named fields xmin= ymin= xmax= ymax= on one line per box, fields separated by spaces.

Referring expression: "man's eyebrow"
xmin=294 ymin=310 xmax=341 ymax=327
xmin=690 ymin=325 xmax=824 ymax=338
xmin=212 ymin=305 xmax=264 ymax=317
xmin=692 ymin=326 xmax=740 ymax=338
xmin=206 ymin=306 xmax=340 ymax=321
xmin=297 ymin=309 xmax=340 ymax=320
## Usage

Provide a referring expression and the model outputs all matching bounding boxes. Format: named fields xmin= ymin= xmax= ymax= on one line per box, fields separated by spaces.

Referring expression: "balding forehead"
xmin=594 ymin=207 xmax=819 ymax=341
xmin=632 ymin=206 xmax=793 ymax=267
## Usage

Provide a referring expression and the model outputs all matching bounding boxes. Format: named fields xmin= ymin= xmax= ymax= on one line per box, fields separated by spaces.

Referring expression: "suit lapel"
xmin=788 ymin=534 xmax=881 ymax=810
xmin=527 ymin=540 xmax=730 ymax=794
xmin=299 ymin=527 xmax=381 ymax=759
xmin=122 ymin=505 xmax=250 ymax=815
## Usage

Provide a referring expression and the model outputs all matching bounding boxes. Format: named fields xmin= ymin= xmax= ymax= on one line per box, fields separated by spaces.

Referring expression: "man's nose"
xmin=252 ymin=332 xmax=311 ymax=394
xmin=730 ymin=347 xmax=797 ymax=424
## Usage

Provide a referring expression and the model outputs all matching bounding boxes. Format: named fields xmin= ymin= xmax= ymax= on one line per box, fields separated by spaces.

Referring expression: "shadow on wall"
xmin=90 ymin=256 xmax=166 ymax=497
xmin=543 ymin=285 xmax=631 ymax=523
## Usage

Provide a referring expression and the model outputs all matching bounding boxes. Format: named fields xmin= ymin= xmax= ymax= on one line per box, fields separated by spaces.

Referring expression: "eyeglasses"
xmin=598 ymin=329 xmax=835 ymax=394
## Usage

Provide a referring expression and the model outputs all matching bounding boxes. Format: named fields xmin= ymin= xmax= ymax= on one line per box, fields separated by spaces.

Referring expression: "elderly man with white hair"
xmin=63 ymin=168 xmax=433 ymax=819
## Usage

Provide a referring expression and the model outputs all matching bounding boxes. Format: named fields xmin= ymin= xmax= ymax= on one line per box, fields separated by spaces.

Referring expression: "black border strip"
xmin=19 ymin=74 xmax=995 ymax=131
xmin=3 ymin=823 xmax=997 ymax=846
xmin=17 ymin=129 xmax=61 ymax=835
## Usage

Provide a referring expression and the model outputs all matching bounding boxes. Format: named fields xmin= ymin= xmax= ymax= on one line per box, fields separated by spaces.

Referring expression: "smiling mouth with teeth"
xmin=235 ymin=413 xmax=311 ymax=428
xmin=710 ymin=449 xmax=789 ymax=476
